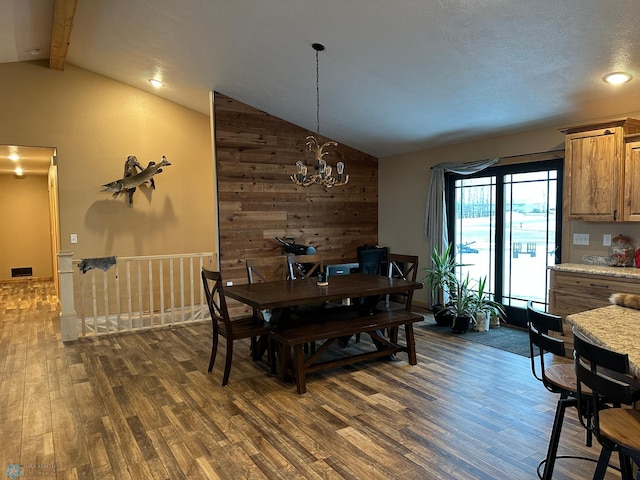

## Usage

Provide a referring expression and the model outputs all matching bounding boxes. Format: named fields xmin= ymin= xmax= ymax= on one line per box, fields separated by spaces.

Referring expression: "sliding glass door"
xmin=447 ymin=160 xmax=562 ymax=327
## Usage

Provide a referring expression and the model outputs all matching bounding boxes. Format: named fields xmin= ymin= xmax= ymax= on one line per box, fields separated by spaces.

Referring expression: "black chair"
xmin=357 ymin=246 xmax=387 ymax=275
xmin=527 ymin=300 xmax=593 ymax=479
xmin=574 ymin=331 xmax=640 ymax=480
xmin=202 ymin=268 xmax=272 ymax=386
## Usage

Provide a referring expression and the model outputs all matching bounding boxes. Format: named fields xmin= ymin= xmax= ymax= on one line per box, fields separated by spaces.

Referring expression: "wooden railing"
xmin=71 ymin=253 xmax=216 ymax=337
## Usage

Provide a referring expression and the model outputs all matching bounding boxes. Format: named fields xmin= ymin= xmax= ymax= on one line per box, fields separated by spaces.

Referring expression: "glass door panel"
xmin=448 ymin=160 xmax=561 ymax=327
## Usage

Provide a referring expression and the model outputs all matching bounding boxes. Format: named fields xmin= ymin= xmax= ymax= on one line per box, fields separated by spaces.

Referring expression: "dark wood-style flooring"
xmin=0 ymin=280 xmax=621 ymax=479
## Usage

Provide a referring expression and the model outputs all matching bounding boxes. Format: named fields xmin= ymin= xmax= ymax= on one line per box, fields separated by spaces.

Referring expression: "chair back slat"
xmin=201 ymin=268 xmax=231 ymax=329
xmin=246 ymin=256 xmax=288 ymax=284
xmin=286 ymin=254 xmax=323 ymax=279
xmin=387 ymin=253 xmax=419 ymax=282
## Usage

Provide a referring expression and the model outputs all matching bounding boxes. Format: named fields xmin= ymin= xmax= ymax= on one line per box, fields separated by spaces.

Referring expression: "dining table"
xmin=224 ymin=272 xmax=423 ymax=313
xmin=566 ymin=304 xmax=640 ymax=378
xmin=225 ymin=273 xmax=424 ymax=392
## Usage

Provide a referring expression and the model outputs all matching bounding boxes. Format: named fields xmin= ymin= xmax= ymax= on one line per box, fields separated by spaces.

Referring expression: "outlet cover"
xmin=603 ymin=234 xmax=612 ymax=247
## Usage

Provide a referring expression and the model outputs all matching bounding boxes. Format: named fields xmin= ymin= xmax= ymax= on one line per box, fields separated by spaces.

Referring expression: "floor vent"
xmin=11 ymin=267 xmax=33 ymax=278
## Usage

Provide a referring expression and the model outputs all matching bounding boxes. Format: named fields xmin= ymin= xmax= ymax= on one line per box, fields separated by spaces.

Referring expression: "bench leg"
xmin=405 ymin=323 xmax=417 ymax=365
xmin=292 ymin=344 xmax=306 ymax=394
xmin=279 ymin=343 xmax=291 ymax=381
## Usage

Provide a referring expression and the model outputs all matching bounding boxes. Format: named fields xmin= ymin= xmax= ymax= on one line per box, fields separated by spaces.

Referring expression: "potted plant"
xmin=471 ymin=276 xmax=506 ymax=332
xmin=447 ymin=273 xmax=476 ymax=333
xmin=423 ymin=243 xmax=461 ymax=326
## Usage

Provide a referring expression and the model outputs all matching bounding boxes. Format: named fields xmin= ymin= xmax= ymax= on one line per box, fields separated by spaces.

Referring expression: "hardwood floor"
xmin=0 ymin=280 xmax=621 ymax=479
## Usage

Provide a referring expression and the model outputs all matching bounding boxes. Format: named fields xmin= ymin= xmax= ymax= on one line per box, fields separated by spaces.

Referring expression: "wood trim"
xmin=49 ymin=0 xmax=78 ymax=71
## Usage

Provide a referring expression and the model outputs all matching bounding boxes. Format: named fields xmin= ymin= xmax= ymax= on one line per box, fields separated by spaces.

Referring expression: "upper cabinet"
xmin=561 ymin=118 xmax=640 ymax=222
xmin=624 ymin=133 xmax=640 ymax=221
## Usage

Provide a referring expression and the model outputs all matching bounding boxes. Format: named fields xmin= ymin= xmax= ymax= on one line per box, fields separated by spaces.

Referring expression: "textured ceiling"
xmin=3 ymin=0 xmax=640 ymax=173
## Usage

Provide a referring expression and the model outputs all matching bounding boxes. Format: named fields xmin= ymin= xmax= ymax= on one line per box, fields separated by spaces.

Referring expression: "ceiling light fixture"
xmin=603 ymin=71 xmax=633 ymax=85
xmin=149 ymin=78 xmax=164 ymax=88
xmin=291 ymin=43 xmax=348 ymax=188
xmin=15 ymin=167 xmax=24 ymax=176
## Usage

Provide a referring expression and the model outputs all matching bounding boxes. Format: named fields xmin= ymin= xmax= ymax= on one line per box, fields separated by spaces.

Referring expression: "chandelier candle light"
xmin=291 ymin=43 xmax=348 ymax=188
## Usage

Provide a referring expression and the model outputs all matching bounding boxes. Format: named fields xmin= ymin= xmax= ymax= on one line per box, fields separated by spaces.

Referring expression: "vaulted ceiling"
xmin=3 ymin=0 xmax=640 ymax=175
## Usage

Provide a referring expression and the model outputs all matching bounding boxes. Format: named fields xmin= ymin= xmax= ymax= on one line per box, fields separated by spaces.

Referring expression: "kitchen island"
xmin=566 ymin=304 xmax=640 ymax=378
xmin=549 ymin=263 xmax=640 ymax=354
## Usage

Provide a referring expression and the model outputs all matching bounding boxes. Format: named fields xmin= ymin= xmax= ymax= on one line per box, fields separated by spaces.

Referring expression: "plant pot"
xmin=489 ymin=314 xmax=501 ymax=329
xmin=433 ymin=305 xmax=453 ymax=326
xmin=474 ymin=311 xmax=490 ymax=332
xmin=452 ymin=314 xmax=472 ymax=334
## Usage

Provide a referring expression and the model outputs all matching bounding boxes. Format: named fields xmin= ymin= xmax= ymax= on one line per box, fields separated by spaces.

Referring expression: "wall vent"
xmin=11 ymin=267 xmax=33 ymax=278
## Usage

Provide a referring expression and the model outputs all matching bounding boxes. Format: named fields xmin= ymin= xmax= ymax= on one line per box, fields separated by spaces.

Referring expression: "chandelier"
xmin=291 ymin=43 xmax=348 ymax=188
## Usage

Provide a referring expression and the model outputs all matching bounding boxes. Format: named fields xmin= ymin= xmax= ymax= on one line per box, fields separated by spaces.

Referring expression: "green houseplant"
xmin=471 ymin=276 xmax=506 ymax=331
xmin=447 ymin=273 xmax=476 ymax=333
xmin=423 ymin=243 xmax=462 ymax=326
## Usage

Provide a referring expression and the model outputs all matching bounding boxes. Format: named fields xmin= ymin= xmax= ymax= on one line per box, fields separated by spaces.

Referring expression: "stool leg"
xmin=542 ymin=395 xmax=575 ymax=480
xmin=593 ymin=447 xmax=611 ymax=480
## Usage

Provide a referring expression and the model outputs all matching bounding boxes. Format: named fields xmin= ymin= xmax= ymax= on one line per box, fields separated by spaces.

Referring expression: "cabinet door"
xmin=624 ymin=140 xmax=640 ymax=221
xmin=564 ymin=127 xmax=622 ymax=221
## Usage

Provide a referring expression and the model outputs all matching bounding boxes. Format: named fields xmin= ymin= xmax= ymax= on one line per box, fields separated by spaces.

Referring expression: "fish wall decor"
xmin=102 ymin=155 xmax=171 ymax=207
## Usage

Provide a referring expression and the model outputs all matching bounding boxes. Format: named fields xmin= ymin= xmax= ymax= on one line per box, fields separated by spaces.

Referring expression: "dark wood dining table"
xmin=224 ymin=273 xmax=423 ymax=312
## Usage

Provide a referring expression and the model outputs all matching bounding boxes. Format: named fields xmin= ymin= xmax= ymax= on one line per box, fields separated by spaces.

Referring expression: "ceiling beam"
xmin=49 ymin=0 xmax=77 ymax=71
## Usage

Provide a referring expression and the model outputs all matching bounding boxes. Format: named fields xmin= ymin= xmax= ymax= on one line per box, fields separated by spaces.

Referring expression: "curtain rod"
xmin=430 ymin=148 xmax=564 ymax=169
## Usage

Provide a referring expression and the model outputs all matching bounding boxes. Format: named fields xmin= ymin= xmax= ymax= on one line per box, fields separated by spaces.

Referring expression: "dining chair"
xmin=527 ymin=300 xmax=593 ymax=479
xmin=245 ymin=256 xmax=288 ymax=283
xmin=574 ymin=331 xmax=640 ymax=480
xmin=286 ymin=253 xmax=323 ymax=279
xmin=386 ymin=253 xmax=419 ymax=310
xmin=201 ymin=268 xmax=272 ymax=386
xmin=357 ymin=246 xmax=387 ymax=275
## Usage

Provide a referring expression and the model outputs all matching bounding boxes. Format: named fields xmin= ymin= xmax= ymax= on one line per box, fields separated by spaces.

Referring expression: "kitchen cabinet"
xmin=624 ymin=134 xmax=640 ymax=221
xmin=561 ymin=118 xmax=640 ymax=222
xmin=549 ymin=264 xmax=640 ymax=354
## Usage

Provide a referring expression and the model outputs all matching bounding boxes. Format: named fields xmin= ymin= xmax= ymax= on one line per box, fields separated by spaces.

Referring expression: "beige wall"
xmin=0 ymin=174 xmax=52 ymax=280
xmin=379 ymin=118 xmax=640 ymax=307
xmin=0 ymin=61 xmax=215 ymax=263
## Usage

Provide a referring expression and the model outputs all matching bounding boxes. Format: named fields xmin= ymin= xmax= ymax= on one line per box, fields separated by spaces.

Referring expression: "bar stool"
xmin=527 ymin=301 xmax=593 ymax=479
xmin=574 ymin=331 xmax=640 ymax=479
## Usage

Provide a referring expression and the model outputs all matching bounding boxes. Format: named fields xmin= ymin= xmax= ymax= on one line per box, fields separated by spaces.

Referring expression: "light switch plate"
xmin=70 ymin=234 xmax=78 ymax=244
xmin=573 ymin=233 xmax=589 ymax=245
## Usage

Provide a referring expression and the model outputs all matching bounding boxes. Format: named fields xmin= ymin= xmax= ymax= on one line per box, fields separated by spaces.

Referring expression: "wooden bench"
xmin=270 ymin=309 xmax=423 ymax=393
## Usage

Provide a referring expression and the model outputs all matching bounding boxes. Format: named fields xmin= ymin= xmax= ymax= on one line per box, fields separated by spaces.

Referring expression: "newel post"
xmin=57 ymin=250 xmax=78 ymax=342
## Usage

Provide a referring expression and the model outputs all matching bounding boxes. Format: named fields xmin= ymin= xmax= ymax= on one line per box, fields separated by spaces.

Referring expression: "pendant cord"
xmin=316 ymin=49 xmax=320 ymax=134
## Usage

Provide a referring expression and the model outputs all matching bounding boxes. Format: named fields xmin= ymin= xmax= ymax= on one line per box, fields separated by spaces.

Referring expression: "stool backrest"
xmin=527 ymin=300 xmax=566 ymax=385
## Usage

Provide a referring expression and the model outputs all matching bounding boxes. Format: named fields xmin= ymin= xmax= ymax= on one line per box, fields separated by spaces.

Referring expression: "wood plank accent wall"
xmin=214 ymin=93 xmax=379 ymax=290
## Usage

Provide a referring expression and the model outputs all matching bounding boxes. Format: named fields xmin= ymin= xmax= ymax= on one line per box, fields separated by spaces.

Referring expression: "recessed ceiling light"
xmin=8 ymin=154 xmax=19 ymax=161
xmin=149 ymin=79 xmax=164 ymax=88
xmin=15 ymin=167 xmax=24 ymax=176
xmin=603 ymin=72 xmax=633 ymax=85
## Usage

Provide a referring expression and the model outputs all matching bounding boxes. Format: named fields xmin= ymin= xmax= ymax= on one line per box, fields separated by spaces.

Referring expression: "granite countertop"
xmin=549 ymin=263 xmax=640 ymax=280
xmin=566 ymin=304 xmax=640 ymax=378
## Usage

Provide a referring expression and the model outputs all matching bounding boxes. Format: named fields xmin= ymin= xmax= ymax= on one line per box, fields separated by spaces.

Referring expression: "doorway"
xmin=446 ymin=159 xmax=563 ymax=327
xmin=0 ymin=145 xmax=59 ymax=289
